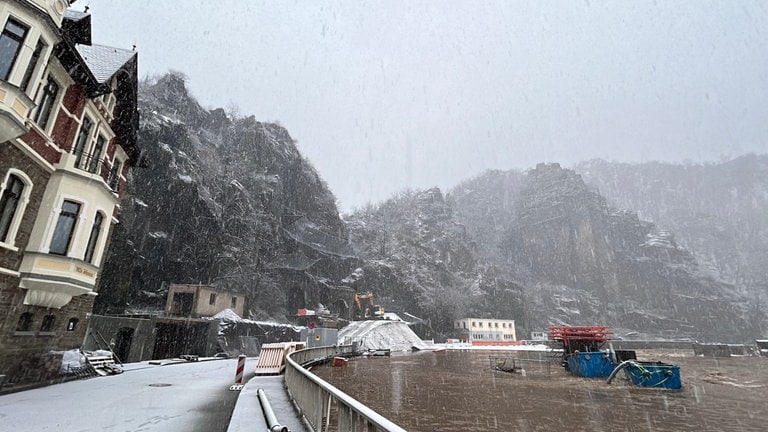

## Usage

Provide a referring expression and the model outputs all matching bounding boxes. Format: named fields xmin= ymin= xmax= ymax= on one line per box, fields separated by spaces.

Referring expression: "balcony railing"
xmin=72 ymin=152 xmax=120 ymax=193
xmin=73 ymin=151 xmax=104 ymax=175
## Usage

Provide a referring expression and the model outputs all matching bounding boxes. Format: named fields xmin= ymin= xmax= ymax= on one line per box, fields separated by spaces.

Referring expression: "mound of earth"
xmin=338 ymin=320 xmax=428 ymax=351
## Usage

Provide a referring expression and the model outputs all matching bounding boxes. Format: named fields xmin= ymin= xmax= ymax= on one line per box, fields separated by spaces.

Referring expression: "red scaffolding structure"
xmin=548 ymin=325 xmax=613 ymax=354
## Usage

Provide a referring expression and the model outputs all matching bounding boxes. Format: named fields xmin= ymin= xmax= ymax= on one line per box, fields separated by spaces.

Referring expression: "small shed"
xmin=165 ymin=284 xmax=244 ymax=318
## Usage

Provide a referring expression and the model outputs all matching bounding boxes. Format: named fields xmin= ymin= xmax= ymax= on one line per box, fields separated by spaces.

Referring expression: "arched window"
xmin=40 ymin=314 xmax=56 ymax=332
xmin=0 ymin=171 xmax=32 ymax=247
xmin=16 ymin=312 xmax=33 ymax=331
xmin=84 ymin=211 xmax=104 ymax=263
xmin=67 ymin=317 xmax=79 ymax=332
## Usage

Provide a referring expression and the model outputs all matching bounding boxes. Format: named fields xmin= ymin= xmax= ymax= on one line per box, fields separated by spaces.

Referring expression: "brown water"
xmin=313 ymin=350 xmax=768 ymax=431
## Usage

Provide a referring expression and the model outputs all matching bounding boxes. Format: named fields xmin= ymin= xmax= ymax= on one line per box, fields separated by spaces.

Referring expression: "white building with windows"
xmin=0 ymin=0 xmax=138 ymax=388
xmin=454 ymin=318 xmax=517 ymax=342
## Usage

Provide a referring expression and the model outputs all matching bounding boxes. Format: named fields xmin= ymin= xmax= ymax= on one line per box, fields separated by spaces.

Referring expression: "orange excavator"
xmin=353 ymin=291 xmax=384 ymax=320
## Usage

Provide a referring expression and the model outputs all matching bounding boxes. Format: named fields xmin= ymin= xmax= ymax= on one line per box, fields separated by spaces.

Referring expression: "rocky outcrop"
xmin=96 ymin=73 xmax=359 ymax=320
xmin=347 ymin=164 xmax=758 ymax=341
xmin=501 ymin=163 xmax=753 ymax=341
xmin=576 ymin=155 xmax=768 ymax=308
xmin=95 ymin=72 xmax=763 ymax=342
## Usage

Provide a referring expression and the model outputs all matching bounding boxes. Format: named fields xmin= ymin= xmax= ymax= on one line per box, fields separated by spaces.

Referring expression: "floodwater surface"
xmin=313 ymin=350 xmax=768 ymax=431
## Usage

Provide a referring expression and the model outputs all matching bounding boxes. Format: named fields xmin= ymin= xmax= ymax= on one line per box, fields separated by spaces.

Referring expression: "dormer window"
xmin=0 ymin=17 xmax=28 ymax=81
xmin=95 ymin=79 xmax=118 ymax=120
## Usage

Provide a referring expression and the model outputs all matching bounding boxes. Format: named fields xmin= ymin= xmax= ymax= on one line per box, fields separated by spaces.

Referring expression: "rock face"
xmin=499 ymin=163 xmax=754 ymax=341
xmin=96 ymin=73 xmax=764 ymax=342
xmin=576 ymin=155 xmax=768 ymax=309
xmin=345 ymin=188 xmax=525 ymax=335
xmin=347 ymin=163 xmax=761 ymax=342
xmin=95 ymin=73 xmax=359 ymax=320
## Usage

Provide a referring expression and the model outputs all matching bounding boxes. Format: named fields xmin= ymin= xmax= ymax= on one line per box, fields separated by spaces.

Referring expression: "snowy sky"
xmin=77 ymin=0 xmax=768 ymax=211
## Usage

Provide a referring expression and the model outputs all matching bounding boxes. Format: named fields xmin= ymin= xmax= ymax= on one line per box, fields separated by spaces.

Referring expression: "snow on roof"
xmin=212 ymin=308 xmax=242 ymax=322
xmin=63 ymin=9 xmax=90 ymax=21
xmin=382 ymin=312 xmax=403 ymax=321
xmin=208 ymin=308 xmax=303 ymax=331
xmin=76 ymin=43 xmax=136 ymax=83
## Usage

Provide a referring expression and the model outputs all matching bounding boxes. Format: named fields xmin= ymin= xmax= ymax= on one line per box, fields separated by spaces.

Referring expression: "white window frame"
xmin=32 ymin=72 xmax=62 ymax=134
xmin=0 ymin=14 xmax=30 ymax=82
xmin=86 ymin=133 xmax=107 ymax=174
xmin=0 ymin=169 xmax=33 ymax=250
xmin=84 ymin=208 xmax=109 ymax=265
xmin=20 ymin=35 xmax=48 ymax=94
xmin=42 ymin=195 xmax=87 ymax=256
xmin=72 ymin=114 xmax=96 ymax=169
xmin=107 ymin=155 xmax=125 ymax=192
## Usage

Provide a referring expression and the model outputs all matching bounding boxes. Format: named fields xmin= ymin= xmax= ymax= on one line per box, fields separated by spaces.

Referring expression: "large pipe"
xmin=257 ymin=388 xmax=289 ymax=432
xmin=606 ymin=360 xmax=636 ymax=384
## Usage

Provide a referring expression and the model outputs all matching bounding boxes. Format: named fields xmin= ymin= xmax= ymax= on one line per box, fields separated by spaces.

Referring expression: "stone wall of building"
xmin=0 ymin=142 xmax=50 ymax=271
xmin=0 ymin=283 xmax=95 ymax=388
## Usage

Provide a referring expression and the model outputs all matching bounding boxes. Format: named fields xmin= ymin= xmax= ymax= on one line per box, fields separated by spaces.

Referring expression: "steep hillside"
xmin=500 ymin=164 xmax=755 ymax=341
xmin=576 ymin=155 xmax=768 ymax=316
xmin=345 ymin=189 xmax=524 ymax=334
xmin=94 ymin=73 xmax=764 ymax=341
xmin=96 ymin=73 xmax=359 ymax=319
xmin=348 ymin=164 xmax=760 ymax=341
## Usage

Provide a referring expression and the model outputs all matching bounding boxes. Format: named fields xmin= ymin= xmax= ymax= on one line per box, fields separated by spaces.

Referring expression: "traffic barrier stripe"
xmin=235 ymin=354 xmax=246 ymax=384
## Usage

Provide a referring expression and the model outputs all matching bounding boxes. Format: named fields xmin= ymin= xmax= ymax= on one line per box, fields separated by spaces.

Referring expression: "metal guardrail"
xmin=285 ymin=346 xmax=407 ymax=432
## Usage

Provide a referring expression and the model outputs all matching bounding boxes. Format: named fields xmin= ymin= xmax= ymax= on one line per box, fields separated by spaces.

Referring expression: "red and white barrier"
xmin=234 ymin=354 xmax=246 ymax=384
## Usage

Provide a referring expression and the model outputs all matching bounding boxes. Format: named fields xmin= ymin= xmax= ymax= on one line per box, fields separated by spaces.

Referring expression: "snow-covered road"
xmin=0 ymin=358 xmax=253 ymax=431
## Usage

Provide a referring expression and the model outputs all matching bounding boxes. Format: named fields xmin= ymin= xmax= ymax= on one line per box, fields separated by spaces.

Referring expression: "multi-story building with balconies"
xmin=0 ymin=0 xmax=138 ymax=387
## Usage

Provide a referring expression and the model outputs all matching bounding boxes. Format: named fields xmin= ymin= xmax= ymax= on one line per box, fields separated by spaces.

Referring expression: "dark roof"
xmin=62 ymin=9 xmax=92 ymax=45
xmin=76 ymin=43 xmax=136 ymax=84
